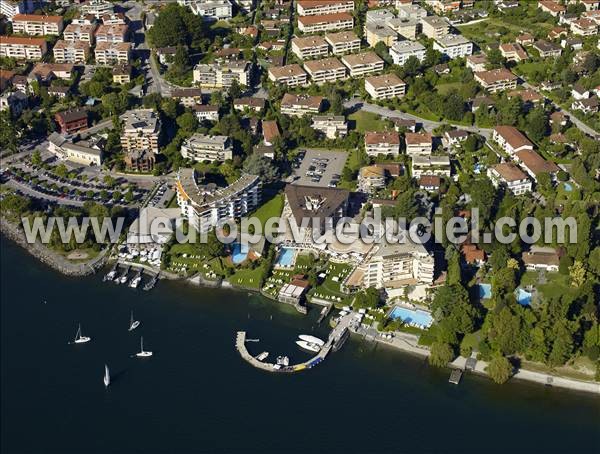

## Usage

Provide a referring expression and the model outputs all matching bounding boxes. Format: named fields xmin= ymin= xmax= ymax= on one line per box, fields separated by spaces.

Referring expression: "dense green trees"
xmin=146 ymin=4 xmax=205 ymax=50
xmin=486 ymin=355 xmax=512 ymax=384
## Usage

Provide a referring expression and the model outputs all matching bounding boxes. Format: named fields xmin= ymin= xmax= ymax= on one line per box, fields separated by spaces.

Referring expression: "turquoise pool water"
xmin=275 ymin=248 xmax=295 ymax=266
xmin=389 ymin=306 xmax=433 ymax=327
xmin=563 ymin=183 xmax=573 ymax=192
xmin=478 ymin=284 xmax=492 ymax=299
xmin=516 ymin=288 xmax=532 ymax=306
xmin=231 ymin=243 xmax=248 ymax=264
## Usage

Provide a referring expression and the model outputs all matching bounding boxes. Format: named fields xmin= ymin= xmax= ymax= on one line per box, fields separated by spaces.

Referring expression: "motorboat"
xmin=296 ymin=340 xmax=320 ymax=353
xmin=298 ymin=335 xmax=324 ymax=347
xmin=256 ymin=352 xmax=269 ymax=361
xmin=276 ymin=356 xmax=289 ymax=366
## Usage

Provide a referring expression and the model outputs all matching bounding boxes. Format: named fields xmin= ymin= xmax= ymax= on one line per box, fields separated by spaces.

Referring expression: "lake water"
xmin=1 ymin=236 xmax=599 ymax=454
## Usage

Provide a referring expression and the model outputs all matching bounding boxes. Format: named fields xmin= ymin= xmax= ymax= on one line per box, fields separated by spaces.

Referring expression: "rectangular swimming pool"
xmin=275 ymin=248 xmax=296 ymax=266
xmin=389 ymin=306 xmax=433 ymax=327
xmin=478 ymin=284 xmax=492 ymax=299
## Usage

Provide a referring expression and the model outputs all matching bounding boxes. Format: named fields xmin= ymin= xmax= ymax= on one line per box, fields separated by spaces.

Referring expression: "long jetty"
xmin=236 ymin=314 xmax=352 ymax=373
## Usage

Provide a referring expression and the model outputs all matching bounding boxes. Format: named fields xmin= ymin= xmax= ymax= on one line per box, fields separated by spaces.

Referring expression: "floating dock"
xmin=449 ymin=369 xmax=463 ymax=385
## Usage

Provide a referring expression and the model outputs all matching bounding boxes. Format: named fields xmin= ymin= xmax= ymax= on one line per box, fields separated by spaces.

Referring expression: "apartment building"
xmin=267 ymin=64 xmax=308 ymax=87
xmin=405 ymin=132 xmax=433 ymax=156
xmin=389 ymin=40 xmax=426 ymax=65
xmin=411 ymin=155 xmax=451 ymax=178
xmin=311 ymin=115 xmax=348 ymax=139
xmin=296 ymin=0 xmax=354 ymax=16
xmin=499 ymin=43 xmax=527 ymax=63
xmin=570 ymin=18 xmax=598 ymax=35
xmin=364 ymin=131 xmax=401 ymax=156
xmin=364 ymin=73 xmax=406 ymax=100
xmin=474 ymin=68 xmax=518 ymax=93
xmin=421 ymin=16 xmax=450 ymax=40
xmin=193 ymin=60 xmax=252 ymax=88
xmin=171 ymin=88 xmax=203 ymax=107
xmin=365 ymin=8 xmax=395 ymax=24
xmin=365 ymin=23 xmax=399 ymax=47
xmin=120 ymin=109 xmax=161 ymax=154
xmin=54 ymin=108 xmax=88 ymax=134
xmin=189 ymin=0 xmax=233 ymax=21
xmin=12 ymin=14 xmax=64 ymax=35
xmin=514 ymin=150 xmax=560 ymax=182
xmin=341 ymin=51 xmax=384 ymax=77
xmin=280 ymin=93 xmax=323 ymax=117
xmin=0 ymin=36 xmax=47 ymax=60
xmin=297 ymin=12 xmax=353 ymax=33
xmin=385 ymin=17 xmax=419 ymax=40
xmin=466 ymin=53 xmax=488 ymax=72
xmin=431 ymin=0 xmax=461 ymax=14
xmin=180 ymin=134 xmax=233 ymax=162
xmin=63 ymin=23 xmax=97 ymax=43
xmin=95 ymin=41 xmax=131 ymax=64
xmin=433 ymin=34 xmax=473 ymax=59
xmin=357 ymin=239 xmax=435 ymax=289
xmin=53 ymin=40 xmax=90 ymax=64
xmin=397 ymin=3 xmax=427 ymax=20
xmin=493 ymin=126 xmax=534 ymax=154
xmin=324 ymin=31 xmax=361 ymax=55
xmin=358 ymin=165 xmax=387 ymax=193
xmin=95 ymin=23 xmax=129 ymax=43
xmin=176 ymin=168 xmax=262 ymax=233
xmin=284 ymin=184 xmax=349 ymax=235
xmin=303 ymin=57 xmax=347 ymax=84
xmin=80 ymin=0 xmax=114 ymax=17
xmin=191 ymin=104 xmax=220 ymax=122
xmin=487 ymin=163 xmax=532 ymax=195
xmin=1 ymin=0 xmax=32 ymax=21
xmin=291 ymin=35 xmax=329 ymax=60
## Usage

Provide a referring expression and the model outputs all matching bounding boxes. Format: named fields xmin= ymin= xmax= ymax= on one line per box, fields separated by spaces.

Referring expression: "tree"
xmin=146 ymin=4 xmax=203 ymax=48
xmin=429 ymin=342 xmax=454 ymax=367
xmin=445 ymin=245 xmax=462 ymax=285
xmin=243 ymin=153 xmax=279 ymax=183
xmin=353 ymin=288 xmax=380 ymax=309
xmin=201 ymin=229 xmax=226 ymax=257
xmin=54 ymin=164 xmax=68 ymax=178
xmin=31 ymin=150 xmax=42 ymax=166
xmin=525 ymin=107 xmax=548 ymax=142
xmin=486 ymin=355 xmax=512 ymax=384
xmin=176 ymin=111 xmax=198 ymax=133
xmin=569 ymin=261 xmax=587 ymax=287
xmin=588 ymin=247 xmax=600 ymax=276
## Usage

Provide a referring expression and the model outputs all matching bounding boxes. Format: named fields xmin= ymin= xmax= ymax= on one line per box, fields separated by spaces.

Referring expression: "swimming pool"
xmin=275 ymin=248 xmax=296 ymax=267
xmin=231 ymin=242 xmax=249 ymax=264
xmin=389 ymin=306 xmax=433 ymax=327
xmin=478 ymin=284 xmax=492 ymax=299
xmin=516 ymin=288 xmax=532 ymax=306
xmin=563 ymin=182 xmax=573 ymax=192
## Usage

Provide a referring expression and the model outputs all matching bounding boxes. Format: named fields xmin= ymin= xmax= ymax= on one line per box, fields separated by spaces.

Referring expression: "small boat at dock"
xmin=296 ymin=340 xmax=321 ymax=353
xmin=143 ymin=273 xmax=158 ymax=291
xmin=298 ymin=335 xmax=324 ymax=347
xmin=256 ymin=351 xmax=269 ymax=361
xmin=276 ymin=356 xmax=289 ymax=366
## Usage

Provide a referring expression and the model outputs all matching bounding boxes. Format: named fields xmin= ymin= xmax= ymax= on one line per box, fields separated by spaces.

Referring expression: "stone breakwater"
xmin=0 ymin=217 xmax=107 ymax=277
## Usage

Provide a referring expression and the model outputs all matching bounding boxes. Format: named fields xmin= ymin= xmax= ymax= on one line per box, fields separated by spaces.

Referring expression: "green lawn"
xmin=436 ymin=82 xmax=464 ymax=95
xmin=348 ymin=110 xmax=386 ymax=132
xmin=520 ymin=270 xmax=576 ymax=302
xmin=247 ymin=193 xmax=284 ymax=230
xmin=229 ymin=266 xmax=265 ymax=289
xmin=311 ymin=262 xmax=354 ymax=305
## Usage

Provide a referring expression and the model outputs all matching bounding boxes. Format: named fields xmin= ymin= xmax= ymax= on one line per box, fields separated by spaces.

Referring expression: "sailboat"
xmin=72 ymin=323 xmax=91 ymax=344
xmin=128 ymin=311 xmax=140 ymax=331
xmin=135 ymin=337 xmax=153 ymax=357
xmin=103 ymin=364 xmax=110 ymax=388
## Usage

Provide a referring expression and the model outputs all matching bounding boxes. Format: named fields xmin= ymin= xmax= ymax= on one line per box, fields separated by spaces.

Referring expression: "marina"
xmin=104 ymin=263 xmax=160 ymax=291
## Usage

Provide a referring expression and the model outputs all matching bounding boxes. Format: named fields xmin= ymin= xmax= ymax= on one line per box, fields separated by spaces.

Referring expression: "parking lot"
xmin=291 ymin=149 xmax=348 ymax=188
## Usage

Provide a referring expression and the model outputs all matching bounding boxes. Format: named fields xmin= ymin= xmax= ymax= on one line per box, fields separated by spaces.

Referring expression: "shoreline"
xmin=1 ymin=225 xmax=598 ymax=395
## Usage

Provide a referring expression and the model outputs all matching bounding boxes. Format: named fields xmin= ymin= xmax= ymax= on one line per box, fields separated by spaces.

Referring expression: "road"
xmin=344 ymin=99 xmax=494 ymax=138
xmin=520 ymin=80 xmax=599 ymax=136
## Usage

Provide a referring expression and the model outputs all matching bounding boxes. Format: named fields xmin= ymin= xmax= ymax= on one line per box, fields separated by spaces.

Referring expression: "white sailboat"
xmin=103 ymin=364 xmax=110 ymax=388
xmin=72 ymin=323 xmax=91 ymax=344
xmin=135 ymin=336 xmax=153 ymax=357
xmin=128 ymin=311 xmax=140 ymax=331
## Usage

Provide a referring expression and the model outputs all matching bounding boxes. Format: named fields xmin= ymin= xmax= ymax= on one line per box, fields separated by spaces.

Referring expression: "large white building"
xmin=193 ymin=60 xmax=252 ymax=88
xmin=364 ymin=131 xmax=401 ymax=156
xmin=0 ymin=36 xmax=47 ymax=60
xmin=324 ymin=31 xmax=361 ymax=55
xmin=180 ymin=134 xmax=233 ymax=162
xmin=312 ymin=115 xmax=348 ymax=139
xmin=365 ymin=73 xmax=407 ymax=100
xmin=63 ymin=23 xmax=97 ymax=43
xmin=298 ymin=12 xmax=354 ymax=33
xmin=189 ymin=0 xmax=233 ymax=21
xmin=411 ymin=155 xmax=451 ymax=178
xmin=433 ymin=34 xmax=473 ymax=59
xmin=291 ymin=35 xmax=330 ymax=60
xmin=421 ymin=15 xmax=450 ymax=40
xmin=303 ymin=57 xmax=347 ymax=84
xmin=94 ymin=41 xmax=131 ymax=64
xmin=341 ymin=51 xmax=384 ymax=77
xmin=80 ymin=0 xmax=114 ymax=17
xmin=487 ymin=163 xmax=532 ymax=195
xmin=53 ymin=40 xmax=90 ymax=64
xmin=120 ymin=109 xmax=161 ymax=154
xmin=492 ymin=126 xmax=534 ymax=155
xmin=267 ymin=64 xmax=308 ymax=87
xmin=12 ymin=14 xmax=63 ymax=35
xmin=296 ymin=0 xmax=354 ymax=16
xmin=176 ymin=168 xmax=262 ymax=233
xmin=47 ymin=132 xmax=103 ymax=166
xmin=389 ymin=40 xmax=426 ymax=66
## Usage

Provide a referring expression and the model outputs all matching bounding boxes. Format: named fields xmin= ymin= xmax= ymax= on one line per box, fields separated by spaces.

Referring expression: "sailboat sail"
xmin=104 ymin=364 xmax=110 ymax=387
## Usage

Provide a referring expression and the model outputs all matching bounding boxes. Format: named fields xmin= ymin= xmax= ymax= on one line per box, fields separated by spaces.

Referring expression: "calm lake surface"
xmin=1 ymin=236 xmax=599 ymax=454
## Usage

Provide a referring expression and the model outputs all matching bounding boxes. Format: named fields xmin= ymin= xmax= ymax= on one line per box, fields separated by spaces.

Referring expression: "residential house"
xmin=514 ymin=150 xmax=560 ymax=182
xmin=538 ymin=1 xmax=566 ymax=17
xmin=280 ymin=93 xmax=323 ymax=116
xmin=191 ymin=104 xmax=220 ymax=122
xmin=571 ymin=96 xmax=599 ymax=113
xmin=499 ymin=43 xmax=528 ymax=62
xmin=233 ymin=97 xmax=266 ymax=113
xmin=493 ymin=126 xmax=534 ymax=154
xmin=411 ymin=155 xmax=451 ymax=178
xmin=487 ymin=163 xmax=532 ymax=195
xmin=54 ymin=108 xmax=88 ymax=134
xmin=419 ymin=175 xmax=442 ymax=192
xmin=389 ymin=40 xmax=426 ymax=65
xmin=267 ymin=64 xmax=308 ymax=87
xmin=180 ymin=134 xmax=233 ymax=162
xmin=466 ymin=53 xmax=488 ymax=72
xmin=311 ymin=115 xmax=348 ymax=139
xmin=364 ymin=131 xmax=401 ymax=156
xmin=521 ymin=246 xmax=562 ymax=272
xmin=405 ymin=132 xmax=433 ymax=156
xmin=112 ymin=64 xmax=131 ymax=84
xmin=172 ymin=88 xmax=204 ymax=107
xmin=474 ymin=68 xmax=518 ymax=93
xmin=433 ymin=34 xmax=474 ymax=59
xmin=262 ymin=120 xmax=280 ymax=146
xmin=358 ymin=165 xmax=387 ymax=193
xmin=533 ymin=40 xmax=562 ymax=57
